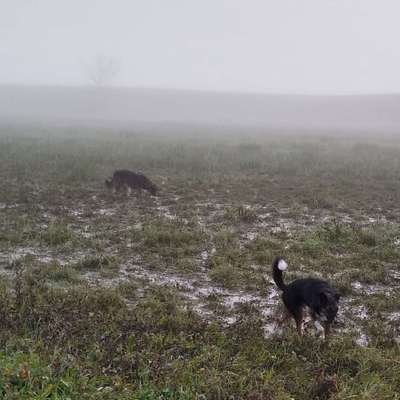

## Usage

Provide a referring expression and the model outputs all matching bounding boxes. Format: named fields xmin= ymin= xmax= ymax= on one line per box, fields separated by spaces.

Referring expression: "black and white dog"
xmin=272 ymin=257 xmax=340 ymax=339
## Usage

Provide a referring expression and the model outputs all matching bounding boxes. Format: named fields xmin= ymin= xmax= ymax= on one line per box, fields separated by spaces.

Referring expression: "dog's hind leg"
xmin=283 ymin=297 xmax=304 ymax=336
xmin=323 ymin=322 xmax=331 ymax=340
xmin=291 ymin=307 xmax=304 ymax=336
xmin=295 ymin=315 xmax=303 ymax=336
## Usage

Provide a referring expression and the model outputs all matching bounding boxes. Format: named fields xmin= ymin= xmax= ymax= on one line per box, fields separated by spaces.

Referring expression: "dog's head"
xmin=319 ymin=291 xmax=340 ymax=323
xmin=147 ymin=183 xmax=158 ymax=196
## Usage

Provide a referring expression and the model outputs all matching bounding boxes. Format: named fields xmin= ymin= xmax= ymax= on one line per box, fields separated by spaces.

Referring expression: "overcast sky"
xmin=1 ymin=0 xmax=399 ymax=94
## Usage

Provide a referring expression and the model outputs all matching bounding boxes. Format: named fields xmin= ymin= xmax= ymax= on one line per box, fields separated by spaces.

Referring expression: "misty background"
xmin=1 ymin=0 xmax=400 ymax=131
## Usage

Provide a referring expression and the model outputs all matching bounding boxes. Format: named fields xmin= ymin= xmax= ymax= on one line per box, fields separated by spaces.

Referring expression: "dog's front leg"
xmin=314 ymin=320 xmax=326 ymax=340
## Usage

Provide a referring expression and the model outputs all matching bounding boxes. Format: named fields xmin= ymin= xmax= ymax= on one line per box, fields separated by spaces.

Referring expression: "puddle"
xmin=108 ymin=264 xmax=280 ymax=320
xmin=75 ymin=259 xmax=399 ymax=342
xmin=351 ymin=281 xmax=394 ymax=295
xmin=386 ymin=311 xmax=400 ymax=322
xmin=355 ymin=332 xmax=369 ymax=347
xmin=69 ymin=209 xmax=86 ymax=218
xmin=263 ymin=321 xmax=284 ymax=337
xmin=0 ymin=203 xmax=19 ymax=210
xmin=84 ymin=270 xmax=130 ymax=288
xmin=2 ymin=195 xmax=400 ymax=344
xmin=352 ymin=305 xmax=368 ymax=320
xmin=95 ymin=208 xmax=115 ymax=216
xmin=243 ymin=232 xmax=258 ymax=241
xmin=1 ymin=246 xmax=39 ymax=263
xmin=0 ymin=247 xmax=91 ymax=270
xmin=156 ymin=205 xmax=176 ymax=220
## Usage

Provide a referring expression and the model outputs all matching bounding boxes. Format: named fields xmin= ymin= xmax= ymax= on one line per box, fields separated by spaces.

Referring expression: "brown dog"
xmin=105 ymin=170 xmax=158 ymax=196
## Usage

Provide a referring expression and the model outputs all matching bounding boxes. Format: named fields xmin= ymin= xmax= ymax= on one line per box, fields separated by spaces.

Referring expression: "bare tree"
xmin=86 ymin=54 xmax=119 ymax=86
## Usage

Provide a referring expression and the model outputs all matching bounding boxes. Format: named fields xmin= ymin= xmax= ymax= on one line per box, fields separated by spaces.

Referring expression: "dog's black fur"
xmin=272 ymin=257 xmax=340 ymax=338
xmin=105 ymin=170 xmax=158 ymax=196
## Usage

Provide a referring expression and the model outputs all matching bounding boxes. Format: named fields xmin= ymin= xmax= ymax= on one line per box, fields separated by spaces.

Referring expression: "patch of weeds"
xmin=301 ymin=235 xmax=326 ymax=257
xmin=356 ymin=228 xmax=378 ymax=247
xmin=375 ymin=244 xmax=400 ymax=262
xmin=4 ymin=254 xmax=36 ymax=271
xmin=210 ymin=245 xmax=242 ymax=267
xmin=319 ymin=221 xmax=352 ymax=244
xmin=0 ymin=216 xmax=37 ymax=245
xmin=37 ymin=262 xmax=80 ymax=284
xmin=330 ymin=276 xmax=354 ymax=296
xmin=203 ymin=293 xmax=229 ymax=315
xmin=297 ymin=222 xmax=357 ymax=257
xmin=343 ymin=258 xmax=388 ymax=284
xmin=175 ymin=257 xmax=198 ymax=273
xmin=117 ymin=280 xmax=139 ymax=300
xmin=138 ymin=219 xmax=205 ymax=260
xmin=0 ymin=350 xmax=104 ymax=400
xmin=39 ymin=220 xmax=76 ymax=247
xmin=208 ymin=264 xmax=242 ymax=288
xmin=252 ymin=250 xmax=270 ymax=266
xmin=224 ymin=205 xmax=258 ymax=223
xmin=310 ymin=194 xmax=337 ymax=210
xmin=0 ymin=257 xmax=399 ymax=398
xmin=354 ymin=225 xmax=400 ymax=262
xmin=246 ymin=237 xmax=284 ymax=265
xmin=363 ymin=292 xmax=400 ymax=313
xmin=207 ymin=235 xmax=264 ymax=289
xmin=363 ymin=320 xmax=398 ymax=348
xmin=213 ymin=228 xmax=238 ymax=250
xmin=74 ymin=254 xmax=114 ymax=271
xmin=73 ymin=255 xmax=120 ymax=279
xmin=145 ymin=223 xmax=195 ymax=248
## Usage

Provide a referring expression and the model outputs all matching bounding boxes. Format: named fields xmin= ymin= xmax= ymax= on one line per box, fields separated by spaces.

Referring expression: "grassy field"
xmin=0 ymin=125 xmax=400 ymax=399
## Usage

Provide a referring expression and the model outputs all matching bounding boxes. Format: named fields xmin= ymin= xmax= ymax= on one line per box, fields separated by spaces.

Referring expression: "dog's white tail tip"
xmin=277 ymin=259 xmax=288 ymax=271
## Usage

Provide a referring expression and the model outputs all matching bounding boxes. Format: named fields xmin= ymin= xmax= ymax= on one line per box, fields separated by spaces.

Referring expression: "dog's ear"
xmin=319 ymin=292 xmax=328 ymax=306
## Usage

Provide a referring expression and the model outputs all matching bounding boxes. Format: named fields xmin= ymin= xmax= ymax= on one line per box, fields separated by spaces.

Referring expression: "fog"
xmin=1 ymin=1 xmax=400 ymax=131
xmin=1 ymin=86 xmax=400 ymax=133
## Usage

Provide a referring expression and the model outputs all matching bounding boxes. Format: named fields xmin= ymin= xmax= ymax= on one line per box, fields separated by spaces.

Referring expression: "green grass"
xmin=38 ymin=263 xmax=80 ymax=284
xmin=39 ymin=221 xmax=77 ymax=247
xmin=224 ymin=205 xmax=258 ymax=223
xmin=0 ymin=274 xmax=398 ymax=399
xmin=73 ymin=254 xmax=117 ymax=277
xmin=130 ymin=219 xmax=206 ymax=264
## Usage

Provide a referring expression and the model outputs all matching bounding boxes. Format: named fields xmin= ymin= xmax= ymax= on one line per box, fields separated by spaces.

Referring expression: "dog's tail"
xmin=272 ymin=257 xmax=288 ymax=291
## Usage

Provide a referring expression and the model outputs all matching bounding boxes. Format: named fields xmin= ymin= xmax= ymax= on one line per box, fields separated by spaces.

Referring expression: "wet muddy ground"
xmin=1 ymin=130 xmax=400 ymax=347
xmin=2 ymin=129 xmax=400 ymax=397
xmin=2 ymin=185 xmax=400 ymax=346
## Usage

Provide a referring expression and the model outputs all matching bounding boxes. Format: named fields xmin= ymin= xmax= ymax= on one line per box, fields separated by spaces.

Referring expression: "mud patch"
xmin=95 ymin=208 xmax=116 ymax=216
xmin=351 ymin=281 xmax=395 ymax=295
xmin=0 ymin=246 xmax=92 ymax=273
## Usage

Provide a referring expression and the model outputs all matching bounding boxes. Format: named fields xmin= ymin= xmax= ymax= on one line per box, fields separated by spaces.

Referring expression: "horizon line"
xmin=1 ymin=82 xmax=400 ymax=98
